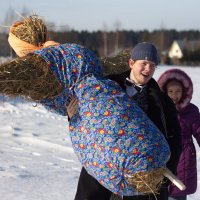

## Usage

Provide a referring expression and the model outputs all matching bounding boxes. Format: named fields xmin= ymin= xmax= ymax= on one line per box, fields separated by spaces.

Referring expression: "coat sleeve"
xmin=162 ymin=94 xmax=182 ymax=175
xmin=148 ymin=85 xmax=182 ymax=175
xmin=192 ymin=105 xmax=200 ymax=146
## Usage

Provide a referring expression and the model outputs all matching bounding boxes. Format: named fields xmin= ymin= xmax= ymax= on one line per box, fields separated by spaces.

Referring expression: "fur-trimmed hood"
xmin=157 ymin=68 xmax=193 ymax=110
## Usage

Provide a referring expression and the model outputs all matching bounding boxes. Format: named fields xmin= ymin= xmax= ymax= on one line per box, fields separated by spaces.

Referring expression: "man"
xmin=69 ymin=42 xmax=182 ymax=200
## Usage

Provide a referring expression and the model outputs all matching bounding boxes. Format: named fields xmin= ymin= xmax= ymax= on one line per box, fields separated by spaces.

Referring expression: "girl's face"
xmin=167 ymin=81 xmax=183 ymax=104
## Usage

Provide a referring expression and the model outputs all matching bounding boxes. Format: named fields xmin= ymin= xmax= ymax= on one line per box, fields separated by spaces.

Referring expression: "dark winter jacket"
xmin=158 ymin=68 xmax=200 ymax=196
xmin=107 ymin=70 xmax=182 ymax=175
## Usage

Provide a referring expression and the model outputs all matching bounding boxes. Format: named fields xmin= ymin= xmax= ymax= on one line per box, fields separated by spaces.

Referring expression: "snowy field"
xmin=0 ymin=65 xmax=199 ymax=200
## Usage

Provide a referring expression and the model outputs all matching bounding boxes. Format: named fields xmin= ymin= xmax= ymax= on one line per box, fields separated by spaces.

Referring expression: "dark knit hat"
xmin=131 ymin=42 xmax=159 ymax=65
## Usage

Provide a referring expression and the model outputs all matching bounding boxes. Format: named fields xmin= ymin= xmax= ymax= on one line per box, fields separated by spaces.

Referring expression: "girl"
xmin=158 ymin=68 xmax=200 ymax=200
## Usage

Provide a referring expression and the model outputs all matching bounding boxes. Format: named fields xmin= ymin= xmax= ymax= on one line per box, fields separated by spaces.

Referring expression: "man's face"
xmin=129 ymin=59 xmax=156 ymax=85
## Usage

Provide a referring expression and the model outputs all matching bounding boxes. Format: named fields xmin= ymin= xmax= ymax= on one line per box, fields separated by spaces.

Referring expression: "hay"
xmin=101 ymin=49 xmax=131 ymax=76
xmin=3 ymin=14 xmax=60 ymax=100
xmin=11 ymin=14 xmax=48 ymax=46
xmin=0 ymin=54 xmax=62 ymax=100
xmin=125 ymin=168 xmax=166 ymax=195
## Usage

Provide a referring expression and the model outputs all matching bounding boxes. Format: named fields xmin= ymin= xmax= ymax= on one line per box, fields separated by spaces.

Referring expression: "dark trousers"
xmin=74 ymin=167 xmax=112 ymax=200
xmin=74 ymin=167 xmax=169 ymax=200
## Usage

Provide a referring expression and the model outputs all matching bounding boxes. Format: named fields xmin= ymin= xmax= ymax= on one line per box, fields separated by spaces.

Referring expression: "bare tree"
xmin=113 ymin=20 xmax=122 ymax=54
xmin=57 ymin=24 xmax=71 ymax=32
xmin=159 ymin=21 xmax=166 ymax=50
xmin=46 ymin=21 xmax=57 ymax=32
xmin=20 ymin=5 xmax=31 ymax=18
xmin=0 ymin=6 xmax=18 ymax=57
xmin=1 ymin=6 xmax=17 ymax=33
xmin=102 ymin=22 xmax=108 ymax=56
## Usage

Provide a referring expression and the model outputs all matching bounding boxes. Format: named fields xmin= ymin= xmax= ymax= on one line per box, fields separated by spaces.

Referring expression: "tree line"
xmin=1 ymin=29 xmax=200 ymax=64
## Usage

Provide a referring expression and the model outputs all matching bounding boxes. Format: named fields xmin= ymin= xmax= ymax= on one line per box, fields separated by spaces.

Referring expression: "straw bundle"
xmin=0 ymin=54 xmax=62 ymax=100
xmin=11 ymin=14 xmax=47 ymax=46
xmin=125 ymin=168 xmax=166 ymax=194
xmin=101 ymin=49 xmax=131 ymax=75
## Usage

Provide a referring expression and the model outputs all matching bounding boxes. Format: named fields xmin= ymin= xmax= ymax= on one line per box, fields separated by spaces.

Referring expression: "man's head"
xmin=129 ymin=42 xmax=159 ymax=85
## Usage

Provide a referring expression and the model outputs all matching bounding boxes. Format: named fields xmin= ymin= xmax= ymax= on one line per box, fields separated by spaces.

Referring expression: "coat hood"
xmin=157 ymin=68 xmax=193 ymax=110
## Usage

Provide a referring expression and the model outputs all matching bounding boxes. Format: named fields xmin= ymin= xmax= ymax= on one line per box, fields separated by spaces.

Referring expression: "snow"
xmin=0 ymin=66 xmax=199 ymax=200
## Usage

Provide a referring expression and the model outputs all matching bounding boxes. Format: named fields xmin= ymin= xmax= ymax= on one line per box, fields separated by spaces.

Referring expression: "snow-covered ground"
xmin=0 ymin=66 xmax=199 ymax=200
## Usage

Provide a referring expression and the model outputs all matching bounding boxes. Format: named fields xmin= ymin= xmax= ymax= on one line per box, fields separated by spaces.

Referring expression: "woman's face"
xmin=167 ymin=81 xmax=183 ymax=104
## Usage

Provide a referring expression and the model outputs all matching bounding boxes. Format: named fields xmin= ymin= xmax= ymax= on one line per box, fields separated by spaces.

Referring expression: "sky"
xmin=0 ymin=65 xmax=200 ymax=200
xmin=0 ymin=0 xmax=200 ymax=32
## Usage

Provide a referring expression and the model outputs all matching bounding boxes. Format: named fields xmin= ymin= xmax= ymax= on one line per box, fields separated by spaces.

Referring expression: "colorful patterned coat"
xmin=34 ymin=43 xmax=170 ymax=195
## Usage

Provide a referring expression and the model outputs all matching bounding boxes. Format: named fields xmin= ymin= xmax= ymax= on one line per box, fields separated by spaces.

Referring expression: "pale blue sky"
xmin=0 ymin=0 xmax=200 ymax=31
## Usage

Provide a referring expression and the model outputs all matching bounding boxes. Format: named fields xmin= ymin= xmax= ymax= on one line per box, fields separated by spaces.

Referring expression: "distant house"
xmin=168 ymin=40 xmax=184 ymax=59
xmin=168 ymin=39 xmax=200 ymax=64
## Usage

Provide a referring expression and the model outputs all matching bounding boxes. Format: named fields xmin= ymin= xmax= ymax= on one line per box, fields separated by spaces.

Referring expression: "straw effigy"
xmin=0 ymin=15 xmax=185 ymax=196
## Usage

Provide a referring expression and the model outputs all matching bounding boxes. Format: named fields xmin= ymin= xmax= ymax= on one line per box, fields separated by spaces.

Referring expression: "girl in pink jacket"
xmin=158 ymin=68 xmax=200 ymax=200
